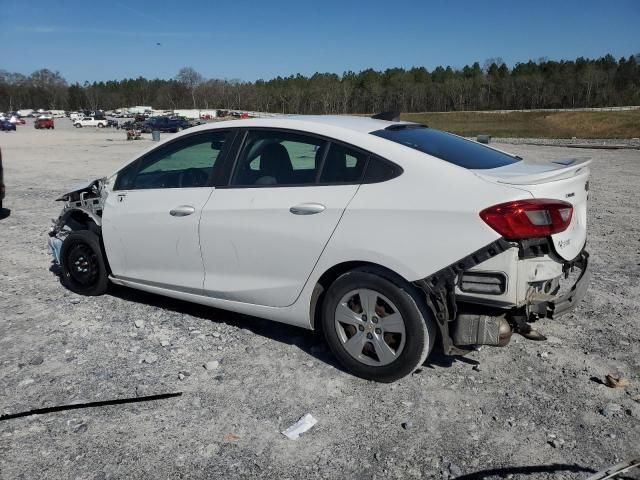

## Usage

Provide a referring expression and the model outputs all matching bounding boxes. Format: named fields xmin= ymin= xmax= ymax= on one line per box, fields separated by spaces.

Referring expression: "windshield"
xmin=371 ymin=126 xmax=521 ymax=170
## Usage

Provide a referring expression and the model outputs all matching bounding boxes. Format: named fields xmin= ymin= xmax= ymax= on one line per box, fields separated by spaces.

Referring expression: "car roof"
xmin=195 ymin=115 xmax=418 ymax=135
xmin=285 ymin=115 xmax=416 ymax=133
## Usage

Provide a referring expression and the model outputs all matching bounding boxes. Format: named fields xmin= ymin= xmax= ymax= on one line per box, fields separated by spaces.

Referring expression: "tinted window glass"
xmin=363 ymin=156 xmax=403 ymax=183
xmin=114 ymin=161 xmax=137 ymax=190
xmin=371 ymin=126 xmax=520 ymax=169
xmin=232 ymin=130 xmax=326 ymax=186
xmin=116 ymin=131 xmax=229 ymax=190
xmin=319 ymin=143 xmax=367 ymax=184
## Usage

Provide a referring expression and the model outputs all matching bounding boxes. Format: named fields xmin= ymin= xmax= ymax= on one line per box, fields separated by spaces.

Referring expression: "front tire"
xmin=322 ymin=268 xmax=435 ymax=382
xmin=75 ymin=124 xmax=82 ymax=128
xmin=97 ymin=123 xmax=104 ymax=128
xmin=60 ymin=231 xmax=109 ymax=296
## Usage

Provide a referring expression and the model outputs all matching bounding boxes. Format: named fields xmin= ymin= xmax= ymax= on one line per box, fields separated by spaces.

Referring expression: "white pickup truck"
xmin=73 ymin=117 xmax=107 ymax=128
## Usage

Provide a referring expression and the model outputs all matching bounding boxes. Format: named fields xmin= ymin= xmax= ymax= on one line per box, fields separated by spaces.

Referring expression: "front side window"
xmin=371 ymin=126 xmax=520 ymax=170
xmin=232 ymin=130 xmax=327 ymax=186
xmin=115 ymin=131 xmax=231 ymax=190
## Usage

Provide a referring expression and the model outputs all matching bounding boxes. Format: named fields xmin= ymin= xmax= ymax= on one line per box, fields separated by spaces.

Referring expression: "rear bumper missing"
xmin=414 ymin=240 xmax=590 ymax=355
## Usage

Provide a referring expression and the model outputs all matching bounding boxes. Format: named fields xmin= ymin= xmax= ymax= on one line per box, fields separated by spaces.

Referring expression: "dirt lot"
xmin=0 ymin=119 xmax=639 ymax=479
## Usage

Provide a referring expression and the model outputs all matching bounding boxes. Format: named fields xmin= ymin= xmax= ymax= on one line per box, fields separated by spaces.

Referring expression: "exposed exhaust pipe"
xmin=451 ymin=313 xmax=512 ymax=347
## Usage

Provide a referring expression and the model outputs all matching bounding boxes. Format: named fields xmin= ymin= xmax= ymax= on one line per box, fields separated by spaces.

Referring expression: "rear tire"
xmin=97 ymin=123 xmax=104 ymax=128
xmin=60 ymin=231 xmax=109 ymax=296
xmin=322 ymin=268 xmax=435 ymax=382
xmin=75 ymin=124 xmax=81 ymax=128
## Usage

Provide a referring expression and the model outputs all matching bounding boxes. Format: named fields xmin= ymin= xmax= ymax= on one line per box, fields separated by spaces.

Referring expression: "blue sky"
xmin=1 ymin=0 xmax=638 ymax=83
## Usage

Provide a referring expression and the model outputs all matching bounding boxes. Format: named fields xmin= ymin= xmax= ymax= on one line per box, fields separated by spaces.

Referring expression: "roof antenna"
xmin=371 ymin=111 xmax=401 ymax=122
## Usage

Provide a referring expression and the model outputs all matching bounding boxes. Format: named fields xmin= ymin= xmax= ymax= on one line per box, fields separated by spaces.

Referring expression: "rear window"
xmin=371 ymin=126 xmax=520 ymax=170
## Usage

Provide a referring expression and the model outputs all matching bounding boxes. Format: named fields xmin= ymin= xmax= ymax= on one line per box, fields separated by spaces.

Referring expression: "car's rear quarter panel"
xmin=312 ymin=144 xmax=534 ymax=284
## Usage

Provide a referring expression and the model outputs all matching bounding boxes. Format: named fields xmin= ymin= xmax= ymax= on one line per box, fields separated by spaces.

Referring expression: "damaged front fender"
xmin=53 ymin=177 xmax=107 ymax=232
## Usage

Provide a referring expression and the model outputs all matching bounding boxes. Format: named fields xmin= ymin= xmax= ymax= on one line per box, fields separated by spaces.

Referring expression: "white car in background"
xmin=73 ymin=117 xmax=107 ymax=128
xmin=51 ymin=114 xmax=590 ymax=382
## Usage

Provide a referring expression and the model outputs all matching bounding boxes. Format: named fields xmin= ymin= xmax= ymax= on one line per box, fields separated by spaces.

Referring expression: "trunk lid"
xmin=475 ymin=157 xmax=591 ymax=261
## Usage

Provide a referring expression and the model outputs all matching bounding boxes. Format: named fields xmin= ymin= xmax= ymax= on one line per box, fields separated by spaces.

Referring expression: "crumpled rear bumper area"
xmin=529 ymin=249 xmax=590 ymax=319
xmin=414 ymin=239 xmax=590 ymax=355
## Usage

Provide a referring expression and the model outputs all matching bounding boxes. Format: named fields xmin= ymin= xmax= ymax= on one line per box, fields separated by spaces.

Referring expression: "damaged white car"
xmin=51 ymin=114 xmax=591 ymax=382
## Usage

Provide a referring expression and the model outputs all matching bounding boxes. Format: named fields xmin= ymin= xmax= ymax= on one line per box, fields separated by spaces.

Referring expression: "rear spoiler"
xmin=476 ymin=158 xmax=592 ymax=185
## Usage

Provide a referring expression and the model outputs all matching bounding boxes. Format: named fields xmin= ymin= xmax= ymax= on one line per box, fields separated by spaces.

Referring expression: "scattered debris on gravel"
xmin=605 ymin=374 xmax=631 ymax=389
xmin=282 ymin=414 xmax=318 ymax=440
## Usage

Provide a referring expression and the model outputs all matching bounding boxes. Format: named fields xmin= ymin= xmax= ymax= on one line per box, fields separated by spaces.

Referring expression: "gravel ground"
xmin=0 ymin=119 xmax=639 ymax=479
xmin=491 ymin=137 xmax=640 ymax=148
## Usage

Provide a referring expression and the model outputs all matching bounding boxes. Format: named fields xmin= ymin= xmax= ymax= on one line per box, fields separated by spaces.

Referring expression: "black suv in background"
xmin=142 ymin=116 xmax=190 ymax=133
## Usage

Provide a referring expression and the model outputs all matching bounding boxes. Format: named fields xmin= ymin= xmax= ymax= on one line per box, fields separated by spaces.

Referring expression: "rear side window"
xmin=371 ymin=126 xmax=520 ymax=170
xmin=319 ymin=143 xmax=367 ymax=184
xmin=363 ymin=156 xmax=403 ymax=183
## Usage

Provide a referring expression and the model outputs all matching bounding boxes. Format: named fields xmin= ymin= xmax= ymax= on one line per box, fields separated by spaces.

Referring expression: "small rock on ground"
xmin=204 ymin=361 xmax=219 ymax=370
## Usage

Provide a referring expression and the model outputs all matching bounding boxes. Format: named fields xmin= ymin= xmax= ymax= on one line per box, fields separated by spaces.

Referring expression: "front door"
xmin=103 ymin=130 xmax=233 ymax=292
xmin=199 ymin=129 xmax=368 ymax=307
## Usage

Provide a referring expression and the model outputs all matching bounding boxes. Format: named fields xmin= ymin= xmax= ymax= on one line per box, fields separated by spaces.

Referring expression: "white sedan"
xmin=73 ymin=117 xmax=107 ymax=128
xmin=51 ymin=114 xmax=590 ymax=382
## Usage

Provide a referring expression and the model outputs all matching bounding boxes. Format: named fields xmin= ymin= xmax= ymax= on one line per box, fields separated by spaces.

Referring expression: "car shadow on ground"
xmin=57 ymin=277 xmax=465 ymax=376
xmin=107 ymin=284 xmax=346 ymax=372
xmin=424 ymin=349 xmax=480 ymax=369
xmin=0 ymin=207 xmax=11 ymax=219
xmin=452 ymin=463 xmax=596 ymax=479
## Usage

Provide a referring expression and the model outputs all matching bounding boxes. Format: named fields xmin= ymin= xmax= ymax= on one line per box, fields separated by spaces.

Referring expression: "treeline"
xmin=1 ymin=54 xmax=639 ymax=114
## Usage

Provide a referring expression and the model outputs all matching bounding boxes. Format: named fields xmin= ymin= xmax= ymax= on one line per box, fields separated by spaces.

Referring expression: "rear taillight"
xmin=480 ymin=199 xmax=573 ymax=239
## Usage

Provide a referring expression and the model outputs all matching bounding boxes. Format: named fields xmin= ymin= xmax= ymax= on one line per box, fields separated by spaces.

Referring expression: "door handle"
xmin=289 ymin=203 xmax=326 ymax=215
xmin=170 ymin=205 xmax=196 ymax=217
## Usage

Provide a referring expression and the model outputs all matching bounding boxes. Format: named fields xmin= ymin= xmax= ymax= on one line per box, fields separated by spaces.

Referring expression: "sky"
xmin=1 ymin=0 xmax=638 ymax=83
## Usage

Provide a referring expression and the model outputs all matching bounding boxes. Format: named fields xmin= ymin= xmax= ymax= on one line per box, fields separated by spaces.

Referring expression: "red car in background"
xmin=35 ymin=117 xmax=55 ymax=129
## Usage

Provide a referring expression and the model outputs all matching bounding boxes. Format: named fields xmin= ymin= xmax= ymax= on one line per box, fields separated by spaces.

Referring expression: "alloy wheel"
xmin=334 ymin=288 xmax=406 ymax=366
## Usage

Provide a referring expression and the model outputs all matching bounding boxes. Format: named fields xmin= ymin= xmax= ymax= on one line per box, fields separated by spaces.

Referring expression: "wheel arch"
xmin=57 ymin=209 xmax=111 ymax=274
xmin=59 ymin=208 xmax=102 ymax=231
xmin=309 ymin=261 xmax=413 ymax=330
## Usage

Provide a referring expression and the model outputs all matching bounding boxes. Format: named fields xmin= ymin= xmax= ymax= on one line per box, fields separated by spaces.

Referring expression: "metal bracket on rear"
xmin=413 ymin=238 xmax=513 ymax=355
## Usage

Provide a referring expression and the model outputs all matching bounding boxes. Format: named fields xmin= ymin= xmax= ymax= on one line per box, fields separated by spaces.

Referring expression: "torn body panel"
xmin=455 ymin=248 xmax=565 ymax=308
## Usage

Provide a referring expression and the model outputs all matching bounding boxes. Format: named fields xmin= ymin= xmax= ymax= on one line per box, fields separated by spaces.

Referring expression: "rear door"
xmin=103 ymin=130 xmax=234 ymax=291
xmin=199 ymin=129 xmax=368 ymax=307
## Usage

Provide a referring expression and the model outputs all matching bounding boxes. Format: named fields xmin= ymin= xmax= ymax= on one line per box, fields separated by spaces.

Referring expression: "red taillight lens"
xmin=480 ymin=199 xmax=573 ymax=239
